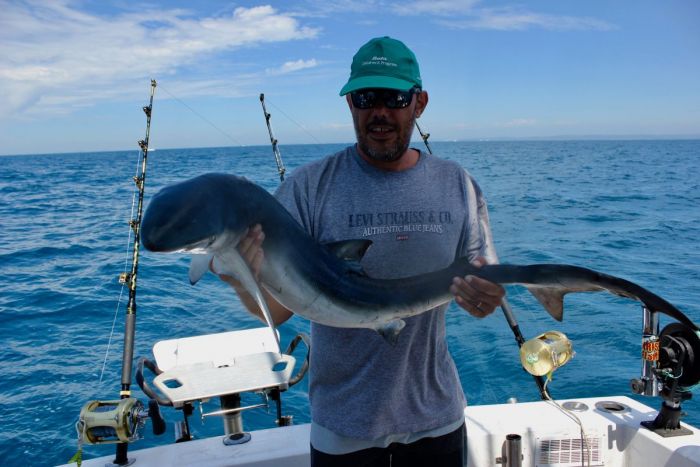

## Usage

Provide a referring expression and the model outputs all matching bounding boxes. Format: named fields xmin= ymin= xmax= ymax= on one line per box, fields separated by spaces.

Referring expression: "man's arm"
xmin=222 ymin=226 xmax=503 ymax=322
xmin=216 ymin=224 xmax=293 ymax=325
xmin=450 ymin=174 xmax=505 ymax=318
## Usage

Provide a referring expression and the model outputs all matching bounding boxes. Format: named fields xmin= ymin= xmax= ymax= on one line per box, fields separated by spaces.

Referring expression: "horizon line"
xmin=2 ymin=134 xmax=699 ymax=157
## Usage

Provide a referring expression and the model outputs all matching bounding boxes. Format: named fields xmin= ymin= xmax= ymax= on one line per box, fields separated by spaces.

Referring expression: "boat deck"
xmin=66 ymin=395 xmax=700 ymax=466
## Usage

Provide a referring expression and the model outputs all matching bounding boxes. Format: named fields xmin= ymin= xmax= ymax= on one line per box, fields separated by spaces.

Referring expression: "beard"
xmin=354 ymin=114 xmax=415 ymax=163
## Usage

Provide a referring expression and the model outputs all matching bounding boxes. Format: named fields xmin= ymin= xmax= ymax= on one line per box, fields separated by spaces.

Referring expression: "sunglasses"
xmin=350 ymin=87 xmax=420 ymax=110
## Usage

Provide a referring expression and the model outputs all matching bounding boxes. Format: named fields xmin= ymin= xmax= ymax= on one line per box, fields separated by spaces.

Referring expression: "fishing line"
xmin=265 ymin=98 xmax=323 ymax=144
xmin=99 ymin=150 xmax=143 ymax=383
xmin=455 ymin=322 xmax=501 ymax=404
xmin=416 ymin=122 xmax=550 ymax=400
xmin=158 ymin=83 xmax=245 ymax=147
xmin=543 ymin=379 xmax=592 ymax=467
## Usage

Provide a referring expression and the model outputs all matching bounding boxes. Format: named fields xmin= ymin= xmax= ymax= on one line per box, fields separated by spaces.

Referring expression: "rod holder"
xmin=631 ymin=306 xmax=661 ymax=396
xmin=497 ymin=433 xmax=523 ymax=467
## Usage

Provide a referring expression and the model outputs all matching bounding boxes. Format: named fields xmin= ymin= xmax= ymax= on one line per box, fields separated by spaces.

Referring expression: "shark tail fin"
xmin=526 ymin=286 xmax=565 ymax=321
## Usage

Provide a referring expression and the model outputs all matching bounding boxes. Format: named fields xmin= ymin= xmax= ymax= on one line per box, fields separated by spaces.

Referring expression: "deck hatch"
xmin=536 ymin=434 xmax=604 ymax=466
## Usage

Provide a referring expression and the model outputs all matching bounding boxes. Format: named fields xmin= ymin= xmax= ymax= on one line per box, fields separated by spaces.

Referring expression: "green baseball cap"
xmin=339 ymin=36 xmax=422 ymax=96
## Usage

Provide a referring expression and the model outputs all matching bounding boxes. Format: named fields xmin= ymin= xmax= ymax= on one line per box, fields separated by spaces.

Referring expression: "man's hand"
xmin=213 ymin=223 xmax=293 ymax=325
xmin=214 ymin=224 xmax=265 ymax=287
xmin=450 ymin=257 xmax=505 ymax=318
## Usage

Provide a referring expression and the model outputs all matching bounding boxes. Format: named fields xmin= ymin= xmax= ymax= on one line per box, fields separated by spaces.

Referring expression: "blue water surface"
xmin=0 ymin=140 xmax=698 ymax=466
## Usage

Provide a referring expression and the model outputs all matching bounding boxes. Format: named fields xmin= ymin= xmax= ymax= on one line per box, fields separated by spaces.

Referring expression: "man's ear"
xmin=415 ymin=90 xmax=429 ymax=118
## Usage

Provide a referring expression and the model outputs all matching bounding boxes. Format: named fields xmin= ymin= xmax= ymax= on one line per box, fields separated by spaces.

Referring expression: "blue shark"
xmin=141 ymin=173 xmax=698 ymax=343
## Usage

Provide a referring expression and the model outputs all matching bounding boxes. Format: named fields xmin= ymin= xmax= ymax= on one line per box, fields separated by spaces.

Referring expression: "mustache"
xmin=366 ymin=117 xmax=395 ymax=130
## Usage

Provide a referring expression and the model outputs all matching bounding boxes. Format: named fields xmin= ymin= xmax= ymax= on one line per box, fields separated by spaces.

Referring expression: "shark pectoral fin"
xmin=376 ymin=319 xmax=406 ymax=346
xmin=324 ymin=239 xmax=373 ymax=261
xmin=219 ymin=249 xmax=281 ymax=354
xmin=526 ymin=286 xmax=565 ymax=321
xmin=189 ymin=254 xmax=214 ymax=285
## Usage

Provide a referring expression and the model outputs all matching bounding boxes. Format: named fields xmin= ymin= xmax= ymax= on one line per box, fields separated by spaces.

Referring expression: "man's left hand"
xmin=450 ymin=257 xmax=505 ymax=318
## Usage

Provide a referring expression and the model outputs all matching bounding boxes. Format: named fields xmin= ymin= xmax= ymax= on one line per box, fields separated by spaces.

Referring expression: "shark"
xmin=140 ymin=173 xmax=698 ymax=344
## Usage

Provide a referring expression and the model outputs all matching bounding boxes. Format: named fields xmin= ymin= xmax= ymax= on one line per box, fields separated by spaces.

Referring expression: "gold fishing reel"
xmin=78 ymin=398 xmax=146 ymax=444
xmin=520 ymin=331 xmax=574 ymax=377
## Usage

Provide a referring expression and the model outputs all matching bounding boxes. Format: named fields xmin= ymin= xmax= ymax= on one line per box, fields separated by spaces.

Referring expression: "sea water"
xmin=1 ymin=140 xmax=698 ymax=465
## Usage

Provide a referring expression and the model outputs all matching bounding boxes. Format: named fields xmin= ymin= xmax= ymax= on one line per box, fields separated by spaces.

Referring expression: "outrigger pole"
xmin=413 ymin=120 xmax=550 ymax=400
xmin=259 ymin=94 xmax=286 ymax=182
xmin=115 ymin=79 xmax=157 ymax=465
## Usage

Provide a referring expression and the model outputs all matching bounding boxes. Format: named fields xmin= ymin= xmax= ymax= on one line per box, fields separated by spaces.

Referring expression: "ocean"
xmin=1 ymin=140 xmax=699 ymax=465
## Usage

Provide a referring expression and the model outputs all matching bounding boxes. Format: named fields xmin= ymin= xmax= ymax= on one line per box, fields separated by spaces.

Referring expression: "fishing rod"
xmin=414 ymin=120 xmax=433 ymax=155
xmin=74 ymin=80 xmax=165 ymax=467
xmin=414 ymin=120 xmax=549 ymax=400
xmin=112 ymin=78 xmax=157 ymax=464
xmin=259 ymin=93 xmax=286 ymax=182
xmin=120 ymin=79 xmax=157 ymax=396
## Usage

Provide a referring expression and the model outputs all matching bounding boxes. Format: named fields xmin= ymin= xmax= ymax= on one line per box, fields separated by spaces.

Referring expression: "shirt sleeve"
xmin=462 ymin=173 xmax=500 ymax=264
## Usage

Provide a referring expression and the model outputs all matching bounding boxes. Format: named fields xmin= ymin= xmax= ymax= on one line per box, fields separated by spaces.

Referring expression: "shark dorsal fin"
xmin=324 ymin=239 xmax=373 ymax=261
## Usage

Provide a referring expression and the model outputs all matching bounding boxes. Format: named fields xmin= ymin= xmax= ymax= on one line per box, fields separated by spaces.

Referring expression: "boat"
xmin=62 ymin=81 xmax=700 ymax=467
xmin=64 ymin=324 xmax=700 ymax=467
xmin=64 ymin=398 xmax=700 ymax=466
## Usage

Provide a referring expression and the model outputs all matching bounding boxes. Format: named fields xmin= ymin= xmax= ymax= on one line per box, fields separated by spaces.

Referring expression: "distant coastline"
xmin=2 ymin=136 xmax=699 ymax=158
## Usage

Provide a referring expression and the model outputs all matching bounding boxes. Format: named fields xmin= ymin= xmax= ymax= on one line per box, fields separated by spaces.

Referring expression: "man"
xmin=218 ymin=36 xmax=505 ymax=466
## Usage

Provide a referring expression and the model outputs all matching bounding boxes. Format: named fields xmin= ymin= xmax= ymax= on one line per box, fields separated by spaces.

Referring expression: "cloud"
xmin=295 ymin=0 xmax=615 ymax=31
xmin=0 ymin=1 xmax=319 ymax=118
xmin=452 ymin=118 xmax=537 ymax=130
xmin=391 ymin=0 xmax=480 ymax=16
xmin=501 ymin=118 xmax=537 ymax=127
xmin=266 ymin=59 xmax=319 ymax=76
xmin=291 ymin=0 xmax=381 ymax=17
xmin=438 ymin=7 xmax=616 ymax=31
xmin=323 ymin=122 xmax=354 ymax=130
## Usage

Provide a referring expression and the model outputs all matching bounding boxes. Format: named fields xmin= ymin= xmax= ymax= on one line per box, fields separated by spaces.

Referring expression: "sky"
xmin=1 ymin=0 xmax=698 ymax=155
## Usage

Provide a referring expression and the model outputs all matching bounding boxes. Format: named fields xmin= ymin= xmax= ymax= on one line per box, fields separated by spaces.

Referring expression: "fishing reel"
xmin=633 ymin=321 xmax=700 ymax=436
xmin=520 ymin=330 xmax=574 ymax=378
xmin=77 ymin=397 xmax=165 ymax=445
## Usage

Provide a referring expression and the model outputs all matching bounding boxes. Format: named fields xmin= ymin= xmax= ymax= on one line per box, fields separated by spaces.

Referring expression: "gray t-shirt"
xmin=275 ymin=145 xmax=491 ymax=442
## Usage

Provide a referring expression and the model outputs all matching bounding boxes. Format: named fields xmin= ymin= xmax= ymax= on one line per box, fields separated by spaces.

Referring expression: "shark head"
xmin=142 ymin=173 xmax=248 ymax=254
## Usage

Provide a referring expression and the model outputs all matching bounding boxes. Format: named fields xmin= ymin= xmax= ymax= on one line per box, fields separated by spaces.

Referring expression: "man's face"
xmin=347 ymin=88 xmax=427 ymax=163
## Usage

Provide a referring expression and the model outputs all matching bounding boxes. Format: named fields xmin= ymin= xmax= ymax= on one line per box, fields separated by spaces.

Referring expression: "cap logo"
xmin=363 ymin=56 xmax=397 ymax=68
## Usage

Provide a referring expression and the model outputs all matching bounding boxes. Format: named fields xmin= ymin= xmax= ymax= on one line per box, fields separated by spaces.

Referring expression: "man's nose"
xmin=369 ymin=100 xmax=391 ymax=116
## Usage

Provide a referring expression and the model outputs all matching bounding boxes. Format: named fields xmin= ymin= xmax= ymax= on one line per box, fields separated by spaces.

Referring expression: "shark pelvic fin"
xmin=376 ymin=319 xmax=406 ymax=345
xmin=526 ymin=286 xmax=565 ymax=321
xmin=324 ymin=239 xmax=373 ymax=261
xmin=324 ymin=239 xmax=373 ymax=276
xmin=189 ymin=254 xmax=214 ymax=285
xmin=217 ymin=249 xmax=281 ymax=353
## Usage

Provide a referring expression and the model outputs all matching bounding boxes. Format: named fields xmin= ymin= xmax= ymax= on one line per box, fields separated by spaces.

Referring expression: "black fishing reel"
xmin=640 ymin=322 xmax=700 ymax=436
